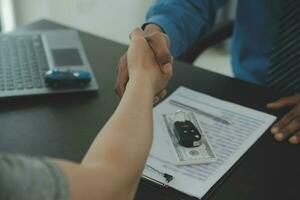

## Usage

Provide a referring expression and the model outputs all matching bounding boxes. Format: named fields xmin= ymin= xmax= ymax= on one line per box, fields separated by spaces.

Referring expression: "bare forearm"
xmin=55 ymin=78 xmax=155 ymax=200
xmin=82 ymin=77 xmax=154 ymax=183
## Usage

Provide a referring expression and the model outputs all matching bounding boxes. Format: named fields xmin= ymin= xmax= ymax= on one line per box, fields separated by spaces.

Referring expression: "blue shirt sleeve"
xmin=145 ymin=0 xmax=228 ymax=57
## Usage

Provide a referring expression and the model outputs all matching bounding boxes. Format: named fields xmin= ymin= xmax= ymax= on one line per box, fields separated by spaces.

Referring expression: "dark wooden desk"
xmin=0 ymin=20 xmax=299 ymax=200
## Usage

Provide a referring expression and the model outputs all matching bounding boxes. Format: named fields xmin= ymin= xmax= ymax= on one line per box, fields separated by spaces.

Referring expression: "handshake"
xmin=115 ymin=25 xmax=173 ymax=104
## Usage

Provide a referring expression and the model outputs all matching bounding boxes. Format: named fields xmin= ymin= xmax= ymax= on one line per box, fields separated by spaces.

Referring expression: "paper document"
xmin=143 ymin=87 xmax=276 ymax=199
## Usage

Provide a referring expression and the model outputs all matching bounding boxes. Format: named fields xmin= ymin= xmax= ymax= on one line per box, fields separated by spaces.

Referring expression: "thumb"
xmin=127 ymin=28 xmax=149 ymax=66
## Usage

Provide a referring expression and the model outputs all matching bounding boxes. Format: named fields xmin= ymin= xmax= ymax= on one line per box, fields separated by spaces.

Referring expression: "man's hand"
xmin=267 ymin=93 xmax=300 ymax=144
xmin=115 ymin=24 xmax=173 ymax=103
xmin=127 ymin=28 xmax=172 ymax=97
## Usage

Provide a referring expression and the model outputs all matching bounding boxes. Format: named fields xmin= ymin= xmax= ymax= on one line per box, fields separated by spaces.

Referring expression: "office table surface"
xmin=0 ymin=20 xmax=299 ymax=200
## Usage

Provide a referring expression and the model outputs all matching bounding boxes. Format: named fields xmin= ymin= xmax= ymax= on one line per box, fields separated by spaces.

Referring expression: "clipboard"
xmin=140 ymin=150 xmax=249 ymax=200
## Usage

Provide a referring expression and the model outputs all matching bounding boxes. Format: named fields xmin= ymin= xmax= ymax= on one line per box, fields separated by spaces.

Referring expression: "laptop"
xmin=0 ymin=30 xmax=98 ymax=98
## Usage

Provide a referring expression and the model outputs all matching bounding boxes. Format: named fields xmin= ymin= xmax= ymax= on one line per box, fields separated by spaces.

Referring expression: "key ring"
xmin=172 ymin=110 xmax=187 ymax=123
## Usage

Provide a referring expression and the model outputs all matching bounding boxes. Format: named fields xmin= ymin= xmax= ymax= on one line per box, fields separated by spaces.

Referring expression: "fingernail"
xmin=267 ymin=103 xmax=274 ymax=108
xmin=289 ymin=136 xmax=299 ymax=144
xmin=274 ymin=133 xmax=284 ymax=141
xmin=271 ymin=127 xmax=279 ymax=134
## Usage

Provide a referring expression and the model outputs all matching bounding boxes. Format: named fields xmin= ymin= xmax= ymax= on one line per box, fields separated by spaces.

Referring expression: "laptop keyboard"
xmin=0 ymin=34 xmax=49 ymax=92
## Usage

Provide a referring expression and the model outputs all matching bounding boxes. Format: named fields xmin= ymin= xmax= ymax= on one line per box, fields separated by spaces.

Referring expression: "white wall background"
xmin=13 ymin=0 xmax=155 ymax=44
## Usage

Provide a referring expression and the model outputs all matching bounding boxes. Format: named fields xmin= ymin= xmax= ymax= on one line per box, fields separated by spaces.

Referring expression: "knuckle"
xmin=290 ymin=125 xmax=298 ymax=133
xmin=151 ymin=31 xmax=163 ymax=38
xmin=157 ymin=32 xmax=168 ymax=41
xmin=280 ymin=118 xmax=300 ymax=134
xmin=114 ymin=86 xmax=121 ymax=95
xmin=285 ymin=123 xmax=298 ymax=133
xmin=156 ymin=32 xmax=166 ymax=41
xmin=132 ymin=27 xmax=140 ymax=32
xmin=114 ymin=79 xmax=121 ymax=90
xmin=277 ymin=118 xmax=289 ymax=128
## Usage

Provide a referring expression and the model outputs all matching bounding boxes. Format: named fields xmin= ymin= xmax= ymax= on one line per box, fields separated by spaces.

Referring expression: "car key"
xmin=173 ymin=120 xmax=202 ymax=148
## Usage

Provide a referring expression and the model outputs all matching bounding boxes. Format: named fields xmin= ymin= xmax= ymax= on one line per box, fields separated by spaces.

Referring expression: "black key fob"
xmin=173 ymin=120 xmax=202 ymax=148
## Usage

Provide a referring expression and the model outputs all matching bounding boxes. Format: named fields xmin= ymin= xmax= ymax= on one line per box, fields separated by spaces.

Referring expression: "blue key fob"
xmin=173 ymin=120 xmax=202 ymax=148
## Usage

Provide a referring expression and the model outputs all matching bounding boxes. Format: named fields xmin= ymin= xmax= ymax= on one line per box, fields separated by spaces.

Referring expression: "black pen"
xmin=169 ymin=99 xmax=231 ymax=125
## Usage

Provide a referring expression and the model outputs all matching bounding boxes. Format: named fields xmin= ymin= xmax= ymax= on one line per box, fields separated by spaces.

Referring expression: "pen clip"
xmin=144 ymin=164 xmax=174 ymax=186
xmin=142 ymin=175 xmax=169 ymax=188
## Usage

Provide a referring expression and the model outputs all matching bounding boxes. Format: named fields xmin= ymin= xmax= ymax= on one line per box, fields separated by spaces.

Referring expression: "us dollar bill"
xmin=162 ymin=112 xmax=217 ymax=166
